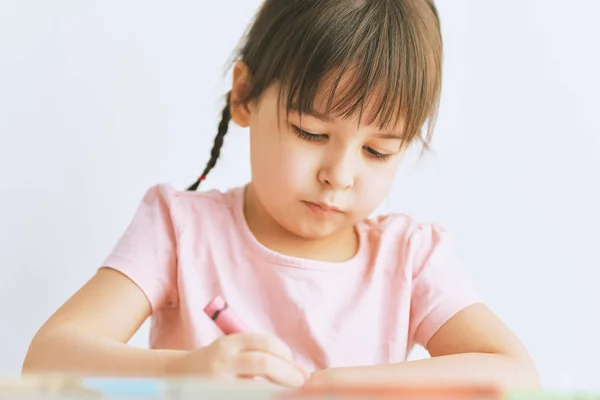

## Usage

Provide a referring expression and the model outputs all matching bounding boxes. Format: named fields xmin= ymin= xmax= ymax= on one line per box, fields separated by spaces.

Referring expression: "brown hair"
xmin=188 ymin=0 xmax=443 ymax=191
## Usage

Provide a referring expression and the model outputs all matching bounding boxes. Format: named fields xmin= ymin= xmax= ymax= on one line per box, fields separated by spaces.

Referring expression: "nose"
xmin=317 ymin=150 xmax=355 ymax=190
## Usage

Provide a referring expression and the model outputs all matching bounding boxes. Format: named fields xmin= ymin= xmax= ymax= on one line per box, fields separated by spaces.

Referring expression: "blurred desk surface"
xmin=0 ymin=376 xmax=286 ymax=399
xmin=5 ymin=376 xmax=586 ymax=400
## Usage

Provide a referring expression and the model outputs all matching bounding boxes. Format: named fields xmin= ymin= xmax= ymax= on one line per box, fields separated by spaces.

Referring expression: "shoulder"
xmin=139 ymin=182 xmax=243 ymax=213
xmin=134 ymin=183 xmax=245 ymax=233
xmin=359 ymin=213 xmax=458 ymax=275
xmin=360 ymin=212 xmax=450 ymax=246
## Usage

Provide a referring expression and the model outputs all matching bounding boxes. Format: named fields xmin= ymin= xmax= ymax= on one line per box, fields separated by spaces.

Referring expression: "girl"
xmin=23 ymin=0 xmax=539 ymax=390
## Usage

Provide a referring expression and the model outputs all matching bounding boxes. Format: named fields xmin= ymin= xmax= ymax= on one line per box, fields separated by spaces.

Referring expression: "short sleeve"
xmin=101 ymin=184 xmax=180 ymax=312
xmin=409 ymin=223 xmax=483 ymax=348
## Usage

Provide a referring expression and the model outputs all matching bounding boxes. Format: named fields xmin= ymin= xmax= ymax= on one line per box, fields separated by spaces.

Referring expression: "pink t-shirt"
xmin=102 ymin=184 xmax=481 ymax=373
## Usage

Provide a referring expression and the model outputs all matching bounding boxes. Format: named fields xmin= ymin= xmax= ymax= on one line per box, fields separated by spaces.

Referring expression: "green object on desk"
xmin=507 ymin=390 xmax=600 ymax=400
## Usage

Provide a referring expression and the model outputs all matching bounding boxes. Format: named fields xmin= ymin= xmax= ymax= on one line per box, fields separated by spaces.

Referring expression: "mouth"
xmin=303 ymin=201 xmax=343 ymax=215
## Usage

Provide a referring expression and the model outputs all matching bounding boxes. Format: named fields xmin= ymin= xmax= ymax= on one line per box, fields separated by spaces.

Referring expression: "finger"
xmin=234 ymin=351 xmax=306 ymax=388
xmin=225 ymin=333 xmax=294 ymax=363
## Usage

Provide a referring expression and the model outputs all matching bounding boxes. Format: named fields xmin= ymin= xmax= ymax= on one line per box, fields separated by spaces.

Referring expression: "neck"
xmin=243 ymin=184 xmax=359 ymax=263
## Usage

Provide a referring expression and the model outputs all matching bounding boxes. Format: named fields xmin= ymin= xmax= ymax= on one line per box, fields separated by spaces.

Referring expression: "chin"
xmin=284 ymin=219 xmax=345 ymax=241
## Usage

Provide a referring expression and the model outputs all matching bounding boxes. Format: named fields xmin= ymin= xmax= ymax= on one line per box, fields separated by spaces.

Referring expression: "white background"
xmin=1 ymin=0 xmax=599 ymax=389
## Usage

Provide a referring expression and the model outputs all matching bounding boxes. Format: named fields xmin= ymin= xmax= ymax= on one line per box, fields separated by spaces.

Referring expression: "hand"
xmin=171 ymin=333 xmax=306 ymax=388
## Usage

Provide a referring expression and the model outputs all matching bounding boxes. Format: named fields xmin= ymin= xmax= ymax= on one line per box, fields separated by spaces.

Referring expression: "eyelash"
xmin=292 ymin=126 xmax=391 ymax=162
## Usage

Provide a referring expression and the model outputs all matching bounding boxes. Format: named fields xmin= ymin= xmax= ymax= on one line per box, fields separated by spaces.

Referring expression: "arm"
xmin=306 ymin=304 xmax=540 ymax=390
xmin=22 ymin=268 xmax=186 ymax=377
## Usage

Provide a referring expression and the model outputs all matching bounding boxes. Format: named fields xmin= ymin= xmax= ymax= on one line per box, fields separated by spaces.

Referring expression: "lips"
xmin=310 ymin=202 xmax=340 ymax=213
xmin=303 ymin=201 xmax=343 ymax=215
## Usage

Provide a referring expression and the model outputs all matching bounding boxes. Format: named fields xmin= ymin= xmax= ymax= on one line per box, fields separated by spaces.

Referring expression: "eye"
xmin=293 ymin=125 xmax=392 ymax=162
xmin=364 ymin=147 xmax=391 ymax=162
xmin=292 ymin=126 xmax=327 ymax=141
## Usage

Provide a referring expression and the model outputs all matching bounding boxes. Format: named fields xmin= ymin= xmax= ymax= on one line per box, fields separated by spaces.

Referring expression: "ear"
xmin=229 ymin=61 xmax=252 ymax=128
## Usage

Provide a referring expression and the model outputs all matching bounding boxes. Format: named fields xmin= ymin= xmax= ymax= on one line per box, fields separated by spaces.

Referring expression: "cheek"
xmin=357 ymin=164 xmax=398 ymax=208
xmin=250 ymin=129 xmax=315 ymax=187
xmin=278 ymin=143 xmax=317 ymax=180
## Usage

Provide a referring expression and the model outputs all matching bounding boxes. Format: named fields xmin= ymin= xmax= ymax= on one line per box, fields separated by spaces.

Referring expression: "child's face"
xmin=243 ymin=84 xmax=407 ymax=241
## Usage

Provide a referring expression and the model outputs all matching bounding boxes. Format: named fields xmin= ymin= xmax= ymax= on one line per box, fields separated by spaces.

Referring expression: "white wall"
xmin=1 ymin=0 xmax=598 ymax=389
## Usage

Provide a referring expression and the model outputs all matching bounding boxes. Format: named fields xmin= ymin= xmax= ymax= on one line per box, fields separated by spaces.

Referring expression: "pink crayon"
xmin=205 ymin=295 xmax=309 ymax=380
xmin=203 ymin=295 xmax=251 ymax=335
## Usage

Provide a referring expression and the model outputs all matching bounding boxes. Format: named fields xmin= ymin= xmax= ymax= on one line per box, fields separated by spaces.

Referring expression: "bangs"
xmin=240 ymin=0 xmax=442 ymax=146
xmin=190 ymin=0 xmax=443 ymax=190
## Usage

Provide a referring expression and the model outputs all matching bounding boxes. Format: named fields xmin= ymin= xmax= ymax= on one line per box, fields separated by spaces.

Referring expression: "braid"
xmin=187 ymin=92 xmax=232 ymax=191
